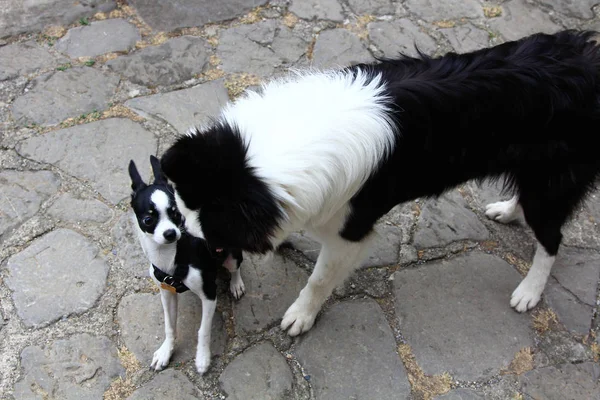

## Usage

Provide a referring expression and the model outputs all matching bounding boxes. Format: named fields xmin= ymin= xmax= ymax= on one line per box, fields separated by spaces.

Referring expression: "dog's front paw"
xmin=510 ymin=278 xmax=544 ymax=312
xmin=195 ymin=349 xmax=211 ymax=375
xmin=485 ymin=200 xmax=518 ymax=224
xmin=281 ymin=300 xmax=318 ymax=337
xmin=230 ymin=275 xmax=246 ymax=300
xmin=150 ymin=340 xmax=174 ymax=371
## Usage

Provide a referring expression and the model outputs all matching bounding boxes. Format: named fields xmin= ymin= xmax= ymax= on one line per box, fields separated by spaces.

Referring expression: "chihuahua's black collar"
xmin=153 ymin=264 xmax=189 ymax=293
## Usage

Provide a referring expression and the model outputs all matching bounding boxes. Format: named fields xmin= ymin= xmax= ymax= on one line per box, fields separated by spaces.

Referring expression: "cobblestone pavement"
xmin=1 ymin=0 xmax=600 ymax=399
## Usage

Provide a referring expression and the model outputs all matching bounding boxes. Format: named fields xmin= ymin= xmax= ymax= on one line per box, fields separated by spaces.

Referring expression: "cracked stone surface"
xmin=233 ymin=254 xmax=308 ymax=334
xmin=127 ymin=369 xmax=201 ymax=399
xmin=17 ymin=118 xmax=157 ymax=204
xmin=405 ymin=0 xmax=483 ymax=22
xmin=48 ymin=193 xmax=112 ymax=224
xmin=55 ymin=19 xmax=141 ymax=58
xmin=441 ymin=24 xmax=490 ymax=54
xmin=117 ymin=292 xmax=227 ymax=365
xmin=128 ymin=0 xmax=268 ymax=31
xmin=13 ymin=334 xmax=124 ymax=400
xmin=312 ymin=29 xmax=373 ymax=69
xmin=414 ymin=191 xmax=489 ymax=248
xmin=218 ymin=21 xmax=307 ymax=76
xmin=0 ymin=170 xmax=60 ymax=241
xmin=6 ymin=229 xmax=110 ymax=327
xmin=295 ymin=299 xmax=411 ymax=399
xmin=0 ymin=42 xmax=67 ymax=81
xmin=107 ymin=36 xmax=209 ymax=87
xmin=369 ymin=19 xmax=437 ymax=57
xmin=393 ymin=252 xmax=533 ymax=381
xmin=489 ymin=0 xmax=562 ymax=42
xmin=3 ymin=1 xmax=600 ymax=398
xmin=288 ymin=0 xmax=344 ymax=22
xmin=125 ymin=79 xmax=230 ymax=133
xmin=0 ymin=0 xmax=116 ymax=38
xmin=520 ymin=362 xmax=600 ymax=400
xmin=219 ymin=342 xmax=293 ymax=400
xmin=11 ymin=67 xmax=120 ymax=126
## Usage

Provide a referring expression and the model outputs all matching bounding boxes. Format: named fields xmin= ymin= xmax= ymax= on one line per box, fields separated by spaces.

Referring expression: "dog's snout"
xmin=163 ymin=229 xmax=177 ymax=242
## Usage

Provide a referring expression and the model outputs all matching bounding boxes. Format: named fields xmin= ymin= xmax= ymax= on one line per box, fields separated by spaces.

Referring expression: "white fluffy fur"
xmin=220 ymin=69 xmax=397 ymax=246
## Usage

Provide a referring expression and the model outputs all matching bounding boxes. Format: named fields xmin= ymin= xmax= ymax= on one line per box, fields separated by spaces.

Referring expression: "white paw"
xmin=195 ymin=349 xmax=211 ymax=375
xmin=280 ymin=300 xmax=318 ymax=337
xmin=150 ymin=341 xmax=173 ymax=371
xmin=485 ymin=200 xmax=518 ymax=224
xmin=510 ymin=278 xmax=544 ymax=312
xmin=230 ymin=276 xmax=246 ymax=300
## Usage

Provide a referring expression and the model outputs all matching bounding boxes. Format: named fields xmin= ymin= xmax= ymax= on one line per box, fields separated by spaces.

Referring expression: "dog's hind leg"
xmin=281 ymin=212 xmax=375 ymax=336
xmin=151 ymin=287 xmax=178 ymax=370
xmin=508 ymin=171 xmax=593 ymax=312
xmin=485 ymin=195 xmax=523 ymax=223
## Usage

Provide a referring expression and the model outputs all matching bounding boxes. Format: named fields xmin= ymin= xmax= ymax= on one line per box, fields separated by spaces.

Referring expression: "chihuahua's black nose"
xmin=163 ymin=229 xmax=177 ymax=242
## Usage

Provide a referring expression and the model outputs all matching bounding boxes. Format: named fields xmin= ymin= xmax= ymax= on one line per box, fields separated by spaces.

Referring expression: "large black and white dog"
xmin=161 ymin=30 xmax=600 ymax=337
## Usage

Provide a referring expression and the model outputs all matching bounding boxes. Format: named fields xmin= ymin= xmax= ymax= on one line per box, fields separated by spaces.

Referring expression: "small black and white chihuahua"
xmin=128 ymin=155 xmax=245 ymax=374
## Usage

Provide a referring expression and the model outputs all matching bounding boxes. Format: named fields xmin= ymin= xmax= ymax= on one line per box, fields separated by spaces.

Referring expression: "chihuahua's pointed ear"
xmin=150 ymin=155 xmax=167 ymax=184
xmin=128 ymin=160 xmax=146 ymax=192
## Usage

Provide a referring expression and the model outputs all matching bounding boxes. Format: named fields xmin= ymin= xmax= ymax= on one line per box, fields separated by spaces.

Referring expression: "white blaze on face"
xmin=150 ymin=190 xmax=181 ymax=244
xmin=174 ymin=191 xmax=205 ymax=239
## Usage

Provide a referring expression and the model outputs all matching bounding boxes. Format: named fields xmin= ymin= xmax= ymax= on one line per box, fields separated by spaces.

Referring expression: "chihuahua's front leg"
xmin=151 ymin=287 xmax=178 ymax=370
xmin=195 ymin=295 xmax=216 ymax=374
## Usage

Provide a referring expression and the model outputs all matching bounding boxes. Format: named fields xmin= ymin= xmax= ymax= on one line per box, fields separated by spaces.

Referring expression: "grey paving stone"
xmin=295 ymin=299 xmax=411 ymax=399
xmin=520 ymin=362 xmax=600 ymax=400
xmin=11 ymin=67 xmax=119 ymax=126
xmin=539 ymin=0 xmax=596 ymax=19
xmin=233 ymin=254 xmax=308 ymax=334
xmin=126 ymin=369 xmax=201 ymax=400
xmin=218 ymin=21 xmax=306 ymax=76
xmin=128 ymin=0 xmax=268 ymax=31
xmin=563 ymin=192 xmax=600 ymax=248
xmin=348 ymin=0 xmax=394 ymax=15
xmin=0 ymin=41 xmax=67 ymax=81
xmin=0 ymin=170 xmax=60 ymax=241
xmin=117 ymin=292 xmax=226 ymax=365
xmin=16 ymin=118 xmax=157 ymax=204
xmin=441 ymin=24 xmax=490 ymax=54
xmin=537 ymin=330 xmax=593 ymax=364
xmin=6 ymin=229 xmax=109 ymax=327
xmin=545 ymin=280 xmax=593 ymax=335
xmin=413 ymin=191 xmax=489 ymax=248
xmin=393 ymin=252 xmax=533 ymax=381
xmin=112 ymin=212 xmax=153 ymax=278
xmin=48 ymin=193 xmax=112 ymax=224
xmin=125 ymin=79 xmax=229 ymax=133
xmin=405 ymin=0 xmax=483 ymax=22
xmin=106 ymin=36 xmax=209 ymax=87
xmin=219 ymin=342 xmax=293 ymax=400
xmin=289 ymin=0 xmax=344 ymax=22
xmin=312 ymin=28 xmax=373 ymax=69
xmin=489 ymin=0 xmax=561 ymax=42
xmin=0 ymin=0 xmax=116 ymax=38
xmin=55 ymin=19 xmax=141 ymax=58
xmin=287 ymin=223 xmax=404 ymax=268
xmin=551 ymin=247 xmax=600 ymax=307
xmin=13 ymin=334 xmax=124 ymax=400
xmin=369 ymin=19 xmax=437 ymax=57
xmin=435 ymin=389 xmax=484 ymax=399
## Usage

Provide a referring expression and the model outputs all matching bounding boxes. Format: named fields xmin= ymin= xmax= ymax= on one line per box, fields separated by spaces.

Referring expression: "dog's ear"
xmin=128 ymin=160 xmax=146 ymax=192
xmin=150 ymin=155 xmax=167 ymax=184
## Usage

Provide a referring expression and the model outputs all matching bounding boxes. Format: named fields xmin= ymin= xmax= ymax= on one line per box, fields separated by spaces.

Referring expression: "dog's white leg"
xmin=281 ymin=231 xmax=374 ymax=336
xmin=223 ymin=255 xmax=245 ymax=300
xmin=195 ymin=297 xmax=216 ymax=374
xmin=151 ymin=288 xmax=178 ymax=371
xmin=511 ymin=244 xmax=555 ymax=312
xmin=485 ymin=195 xmax=523 ymax=223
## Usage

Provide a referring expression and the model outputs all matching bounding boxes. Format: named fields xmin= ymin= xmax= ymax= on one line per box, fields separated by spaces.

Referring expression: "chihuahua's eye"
xmin=142 ymin=216 xmax=154 ymax=226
